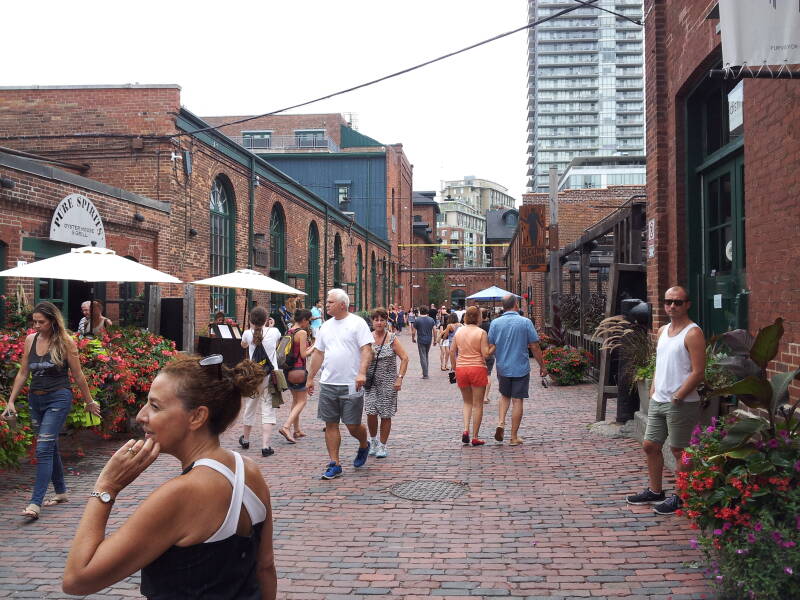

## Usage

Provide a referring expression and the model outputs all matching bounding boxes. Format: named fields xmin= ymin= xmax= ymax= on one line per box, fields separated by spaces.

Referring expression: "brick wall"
xmin=0 ymin=87 xmax=392 ymax=340
xmin=645 ymin=0 xmax=800 ymax=397
xmin=203 ymin=114 xmax=349 ymax=147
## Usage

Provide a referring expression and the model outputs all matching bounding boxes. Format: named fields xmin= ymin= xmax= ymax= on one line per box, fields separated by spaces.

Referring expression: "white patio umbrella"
xmin=0 ymin=245 xmax=182 ymax=283
xmin=190 ymin=269 xmax=305 ymax=296
xmin=190 ymin=268 xmax=305 ymax=326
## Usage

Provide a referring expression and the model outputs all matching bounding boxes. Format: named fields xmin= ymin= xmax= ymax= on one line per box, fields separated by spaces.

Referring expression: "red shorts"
xmin=455 ymin=366 xmax=488 ymax=388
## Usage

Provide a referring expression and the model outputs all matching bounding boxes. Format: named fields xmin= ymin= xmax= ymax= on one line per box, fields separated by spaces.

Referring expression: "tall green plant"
xmin=707 ymin=318 xmax=800 ymax=449
xmin=427 ymin=252 xmax=446 ymax=307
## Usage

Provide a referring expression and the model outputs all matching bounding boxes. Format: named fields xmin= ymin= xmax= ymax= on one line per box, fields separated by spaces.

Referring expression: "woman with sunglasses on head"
xmin=61 ymin=354 xmax=277 ymax=599
xmin=78 ymin=300 xmax=113 ymax=337
xmin=2 ymin=302 xmax=99 ymax=520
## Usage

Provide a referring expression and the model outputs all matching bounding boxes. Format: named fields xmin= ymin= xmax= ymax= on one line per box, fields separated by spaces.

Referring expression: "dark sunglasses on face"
xmin=664 ymin=299 xmax=685 ymax=306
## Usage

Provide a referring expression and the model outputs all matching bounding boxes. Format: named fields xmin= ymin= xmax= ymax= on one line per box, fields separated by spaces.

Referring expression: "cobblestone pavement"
xmin=0 ymin=333 xmax=713 ymax=599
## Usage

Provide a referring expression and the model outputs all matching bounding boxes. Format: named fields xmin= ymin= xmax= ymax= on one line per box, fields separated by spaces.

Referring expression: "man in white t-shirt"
xmin=306 ymin=288 xmax=373 ymax=480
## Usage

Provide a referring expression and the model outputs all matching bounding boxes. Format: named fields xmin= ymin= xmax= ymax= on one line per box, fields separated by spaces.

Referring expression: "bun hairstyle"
xmin=160 ymin=354 xmax=266 ymax=436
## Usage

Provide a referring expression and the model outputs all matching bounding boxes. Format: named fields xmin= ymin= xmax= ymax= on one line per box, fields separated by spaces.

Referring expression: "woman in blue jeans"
xmin=2 ymin=301 xmax=98 ymax=520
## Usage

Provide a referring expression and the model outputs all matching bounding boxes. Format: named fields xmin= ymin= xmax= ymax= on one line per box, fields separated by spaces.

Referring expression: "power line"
xmin=172 ymin=1 xmax=601 ymax=139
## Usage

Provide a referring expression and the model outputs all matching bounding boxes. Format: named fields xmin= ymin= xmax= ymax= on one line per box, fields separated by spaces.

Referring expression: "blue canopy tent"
xmin=466 ymin=286 xmax=520 ymax=301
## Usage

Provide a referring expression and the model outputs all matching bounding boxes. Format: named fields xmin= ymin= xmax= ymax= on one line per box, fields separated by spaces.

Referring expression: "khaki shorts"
xmin=644 ymin=400 xmax=702 ymax=449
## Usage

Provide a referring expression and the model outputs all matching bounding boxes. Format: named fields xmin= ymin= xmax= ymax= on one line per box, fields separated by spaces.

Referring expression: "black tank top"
xmin=28 ymin=333 xmax=70 ymax=392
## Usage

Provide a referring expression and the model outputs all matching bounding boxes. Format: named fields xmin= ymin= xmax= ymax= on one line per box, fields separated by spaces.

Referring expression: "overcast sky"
xmin=3 ymin=1 xmax=528 ymax=202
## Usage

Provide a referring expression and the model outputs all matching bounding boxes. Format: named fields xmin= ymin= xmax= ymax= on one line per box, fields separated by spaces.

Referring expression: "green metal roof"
xmin=340 ymin=125 xmax=383 ymax=148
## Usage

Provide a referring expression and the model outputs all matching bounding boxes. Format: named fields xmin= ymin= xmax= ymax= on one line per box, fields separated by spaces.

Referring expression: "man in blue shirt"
xmin=487 ymin=295 xmax=547 ymax=446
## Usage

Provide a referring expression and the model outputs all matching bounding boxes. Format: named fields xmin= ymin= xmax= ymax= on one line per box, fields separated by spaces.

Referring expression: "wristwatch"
xmin=90 ymin=491 xmax=115 ymax=504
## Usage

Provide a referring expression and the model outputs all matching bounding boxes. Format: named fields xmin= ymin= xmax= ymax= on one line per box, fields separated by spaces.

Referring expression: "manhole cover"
xmin=389 ymin=480 xmax=469 ymax=501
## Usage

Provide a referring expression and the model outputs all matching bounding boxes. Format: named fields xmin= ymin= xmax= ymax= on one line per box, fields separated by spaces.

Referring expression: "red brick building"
xmin=506 ymin=184 xmax=646 ymax=329
xmin=203 ymin=113 xmax=414 ymax=309
xmin=644 ymin=1 xmax=799 ymax=392
xmin=0 ymin=85 xmax=393 ymax=346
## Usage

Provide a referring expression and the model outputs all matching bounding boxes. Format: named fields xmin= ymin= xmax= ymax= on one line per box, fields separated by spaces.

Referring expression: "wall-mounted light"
xmin=134 ymin=212 xmax=145 ymax=222
xmin=253 ymin=175 xmax=260 ymax=187
xmin=189 ymin=228 xmax=198 ymax=237
xmin=0 ymin=176 xmax=15 ymax=189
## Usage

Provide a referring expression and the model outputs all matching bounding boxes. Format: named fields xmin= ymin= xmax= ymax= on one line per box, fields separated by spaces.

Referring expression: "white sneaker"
xmin=375 ymin=443 xmax=388 ymax=458
xmin=368 ymin=438 xmax=378 ymax=456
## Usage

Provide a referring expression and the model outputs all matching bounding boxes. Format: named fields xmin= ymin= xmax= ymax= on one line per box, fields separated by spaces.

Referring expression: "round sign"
xmin=725 ymin=240 xmax=733 ymax=262
xmin=50 ymin=194 xmax=106 ymax=247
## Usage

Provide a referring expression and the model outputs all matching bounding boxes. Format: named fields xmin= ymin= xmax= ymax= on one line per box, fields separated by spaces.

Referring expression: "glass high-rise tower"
xmin=526 ymin=0 xmax=644 ymax=193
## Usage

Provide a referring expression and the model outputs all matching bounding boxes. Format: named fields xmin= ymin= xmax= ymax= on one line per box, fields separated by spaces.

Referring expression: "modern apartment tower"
xmin=526 ymin=0 xmax=645 ymax=192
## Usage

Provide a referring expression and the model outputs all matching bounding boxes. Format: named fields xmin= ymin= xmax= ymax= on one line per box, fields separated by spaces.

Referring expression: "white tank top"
xmin=652 ymin=322 xmax=701 ymax=404
xmin=189 ymin=452 xmax=268 ymax=543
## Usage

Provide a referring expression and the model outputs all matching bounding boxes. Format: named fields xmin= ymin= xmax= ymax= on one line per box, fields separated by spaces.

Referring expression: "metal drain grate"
xmin=389 ymin=479 xmax=469 ymax=501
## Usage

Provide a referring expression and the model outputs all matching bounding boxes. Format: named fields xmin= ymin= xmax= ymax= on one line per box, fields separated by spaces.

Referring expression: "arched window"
xmin=333 ymin=234 xmax=343 ymax=289
xmin=269 ymin=204 xmax=286 ymax=280
xmin=210 ymin=177 xmax=235 ymax=315
xmin=307 ymin=222 xmax=320 ymax=305
xmin=355 ymin=246 xmax=363 ymax=310
xmin=370 ymin=252 xmax=377 ymax=308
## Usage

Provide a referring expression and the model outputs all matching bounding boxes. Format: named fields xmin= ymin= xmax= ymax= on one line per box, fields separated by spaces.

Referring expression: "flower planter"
xmin=637 ymin=378 xmax=651 ymax=415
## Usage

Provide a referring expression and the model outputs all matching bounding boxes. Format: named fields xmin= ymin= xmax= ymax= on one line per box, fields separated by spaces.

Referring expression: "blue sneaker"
xmin=354 ymin=445 xmax=369 ymax=468
xmin=321 ymin=461 xmax=342 ymax=480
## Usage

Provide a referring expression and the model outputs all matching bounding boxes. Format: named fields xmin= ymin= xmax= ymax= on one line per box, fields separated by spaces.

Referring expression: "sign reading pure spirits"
xmin=50 ymin=194 xmax=107 ymax=247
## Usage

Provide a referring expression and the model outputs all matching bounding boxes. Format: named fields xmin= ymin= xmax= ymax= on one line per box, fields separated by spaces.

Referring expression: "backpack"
xmin=275 ymin=330 xmax=296 ymax=370
xmin=250 ymin=329 xmax=274 ymax=374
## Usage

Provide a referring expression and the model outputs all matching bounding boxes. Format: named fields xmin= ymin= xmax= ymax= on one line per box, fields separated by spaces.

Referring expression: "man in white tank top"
xmin=626 ymin=286 xmax=706 ymax=515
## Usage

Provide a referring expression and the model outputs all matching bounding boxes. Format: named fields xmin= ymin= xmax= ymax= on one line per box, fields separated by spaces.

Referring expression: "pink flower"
xmin=713 ymin=529 xmax=723 ymax=536
xmin=689 ymin=538 xmax=698 ymax=549
xmin=785 ymin=567 xmax=794 ymax=576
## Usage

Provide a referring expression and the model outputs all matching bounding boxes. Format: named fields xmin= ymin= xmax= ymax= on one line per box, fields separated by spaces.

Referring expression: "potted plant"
xmin=541 ymin=304 xmax=592 ymax=385
xmin=593 ymin=315 xmax=655 ymax=414
xmin=678 ymin=318 xmax=800 ymax=599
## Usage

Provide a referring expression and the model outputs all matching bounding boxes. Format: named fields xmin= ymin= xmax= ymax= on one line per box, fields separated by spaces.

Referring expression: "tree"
xmin=427 ymin=252 xmax=446 ymax=307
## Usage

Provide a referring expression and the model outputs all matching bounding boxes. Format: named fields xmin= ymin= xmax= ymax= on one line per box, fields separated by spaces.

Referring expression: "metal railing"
xmin=230 ymin=134 xmax=340 ymax=153
xmin=564 ymin=329 xmax=602 ymax=382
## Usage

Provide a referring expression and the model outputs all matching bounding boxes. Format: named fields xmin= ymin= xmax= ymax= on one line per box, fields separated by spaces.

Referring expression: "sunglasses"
xmin=663 ymin=299 xmax=686 ymax=306
xmin=199 ymin=354 xmax=223 ymax=379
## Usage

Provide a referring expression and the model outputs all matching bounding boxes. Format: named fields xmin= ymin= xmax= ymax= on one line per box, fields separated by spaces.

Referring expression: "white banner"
xmin=720 ymin=0 xmax=800 ymax=67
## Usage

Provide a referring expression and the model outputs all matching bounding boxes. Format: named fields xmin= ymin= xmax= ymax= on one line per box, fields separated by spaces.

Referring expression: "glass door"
xmin=700 ymin=156 xmax=746 ymax=336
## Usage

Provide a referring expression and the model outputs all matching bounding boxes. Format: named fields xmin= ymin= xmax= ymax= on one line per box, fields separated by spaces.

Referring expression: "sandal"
xmin=43 ymin=493 xmax=69 ymax=507
xmin=293 ymin=431 xmax=307 ymax=438
xmin=22 ymin=504 xmax=41 ymax=520
xmin=278 ymin=427 xmax=296 ymax=444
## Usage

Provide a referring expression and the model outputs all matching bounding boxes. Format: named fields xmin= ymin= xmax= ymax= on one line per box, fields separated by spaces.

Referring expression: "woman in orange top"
xmin=449 ymin=306 xmax=492 ymax=446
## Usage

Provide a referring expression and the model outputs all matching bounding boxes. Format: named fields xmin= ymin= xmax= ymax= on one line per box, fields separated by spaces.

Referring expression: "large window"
xmin=355 ymin=246 xmax=363 ymax=310
xmin=210 ymin=177 xmax=234 ymax=315
xmin=370 ymin=252 xmax=377 ymax=309
xmin=295 ymin=129 xmax=325 ymax=148
xmin=333 ymin=234 xmax=343 ymax=289
xmin=307 ymin=222 xmax=320 ymax=306
xmin=269 ymin=204 xmax=286 ymax=278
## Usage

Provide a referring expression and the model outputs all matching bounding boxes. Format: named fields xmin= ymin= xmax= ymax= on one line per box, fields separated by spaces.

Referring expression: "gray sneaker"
xmin=626 ymin=487 xmax=666 ymax=505
xmin=368 ymin=438 xmax=378 ymax=456
xmin=653 ymin=494 xmax=683 ymax=515
xmin=375 ymin=443 xmax=388 ymax=458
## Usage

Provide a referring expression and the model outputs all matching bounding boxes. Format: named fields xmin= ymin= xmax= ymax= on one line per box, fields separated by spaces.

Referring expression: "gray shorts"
xmin=644 ymin=400 xmax=702 ymax=449
xmin=317 ymin=384 xmax=364 ymax=425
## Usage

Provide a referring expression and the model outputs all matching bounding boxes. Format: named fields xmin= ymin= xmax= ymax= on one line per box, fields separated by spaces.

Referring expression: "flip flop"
xmin=509 ymin=438 xmax=524 ymax=446
xmin=278 ymin=427 xmax=296 ymax=444
xmin=22 ymin=504 xmax=40 ymax=520
xmin=43 ymin=494 xmax=69 ymax=507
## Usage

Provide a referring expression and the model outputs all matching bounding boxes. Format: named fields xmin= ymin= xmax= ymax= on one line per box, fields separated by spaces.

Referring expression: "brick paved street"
xmin=0 ymin=334 xmax=713 ymax=599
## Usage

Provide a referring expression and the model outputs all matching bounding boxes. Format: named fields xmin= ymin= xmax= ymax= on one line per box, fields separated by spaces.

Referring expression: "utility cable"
xmin=172 ymin=1 xmax=601 ymax=139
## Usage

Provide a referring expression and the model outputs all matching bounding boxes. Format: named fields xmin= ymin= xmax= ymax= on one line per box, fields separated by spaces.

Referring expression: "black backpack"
xmin=250 ymin=334 xmax=274 ymax=374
